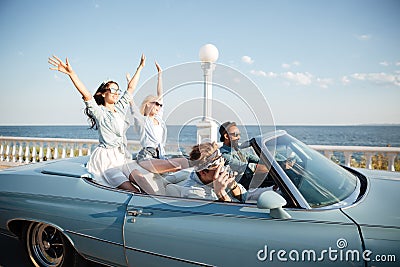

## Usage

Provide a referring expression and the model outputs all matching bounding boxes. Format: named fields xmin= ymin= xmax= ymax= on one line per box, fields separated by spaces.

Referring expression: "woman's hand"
xmin=126 ymin=73 xmax=131 ymax=83
xmin=48 ymin=55 xmax=91 ymax=100
xmin=48 ymin=55 xmax=74 ymax=76
xmin=127 ymin=54 xmax=146 ymax=81
xmin=155 ymin=61 xmax=162 ymax=73
xmin=155 ymin=60 xmax=163 ymax=98
xmin=127 ymin=54 xmax=146 ymax=94
xmin=138 ymin=53 xmax=146 ymax=69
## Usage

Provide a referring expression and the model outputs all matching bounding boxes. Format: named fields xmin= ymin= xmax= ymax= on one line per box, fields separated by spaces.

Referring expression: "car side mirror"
xmin=257 ymin=191 xmax=291 ymax=219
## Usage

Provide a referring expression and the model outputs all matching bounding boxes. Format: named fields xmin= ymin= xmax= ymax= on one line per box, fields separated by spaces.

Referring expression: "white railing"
xmin=0 ymin=136 xmax=189 ymax=165
xmin=0 ymin=136 xmax=399 ymax=172
xmin=309 ymin=145 xmax=400 ymax=172
xmin=0 ymin=136 xmax=141 ymax=164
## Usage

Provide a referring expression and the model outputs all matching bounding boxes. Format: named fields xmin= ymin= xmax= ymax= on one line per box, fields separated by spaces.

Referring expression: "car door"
xmin=123 ymin=194 xmax=364 ymax=267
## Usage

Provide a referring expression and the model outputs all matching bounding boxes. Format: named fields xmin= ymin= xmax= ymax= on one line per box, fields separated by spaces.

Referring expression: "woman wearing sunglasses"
xmin=128 ymin=61 xmax=167 ymax=162
xmin=117 ymin=61 xmax=193 ymax=194
xmin=48 ymin=54 xmax=147 ymax=192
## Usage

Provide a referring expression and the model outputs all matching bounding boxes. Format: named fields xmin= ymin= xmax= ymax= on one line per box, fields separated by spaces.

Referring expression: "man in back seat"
xmin=179 ymin=142 xmax=247 ymax=203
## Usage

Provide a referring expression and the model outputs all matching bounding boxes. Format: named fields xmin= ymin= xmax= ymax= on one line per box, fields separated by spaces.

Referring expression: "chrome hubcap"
xmin=27 ymin=223 xmax=64 ymax=266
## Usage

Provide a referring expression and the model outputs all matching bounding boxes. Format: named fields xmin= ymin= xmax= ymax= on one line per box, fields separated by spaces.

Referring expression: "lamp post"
xmin=197 ymin=44 xmax=219 ymax=143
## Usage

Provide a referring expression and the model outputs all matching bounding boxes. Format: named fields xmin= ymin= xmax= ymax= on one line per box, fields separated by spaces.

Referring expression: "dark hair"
xmin=84 ymin=80 xmax=119 ymax=130
xmin=219 ymin=121 xmax=236 ymax=142
xmin=189 ymin=142 xmax=219 ymax=177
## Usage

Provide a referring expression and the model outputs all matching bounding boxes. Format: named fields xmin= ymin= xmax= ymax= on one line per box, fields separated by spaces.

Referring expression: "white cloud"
xmin=250 ymin=61 xmax=400 ymax=88
xmin=281 ymin=71 xmax=313 ymax=86
xmin=315 ymin=78 xmax=333 ymax=89
xmin=250 ymin=70 xmax=277 ymax=78
xmin=282 ymin=61 xmax=300 ymax=69
xmin=341 ymin=76 xmax=350 ymax=85
xmin=241 ymin=56 xmax=254 ymax=64
xmin=250 ymin=70 xmax=266 ymax=76
xmin=350 ymin=72 xmax=400 ymax=86
xmin=350 ymin=73 xmax=366 ymax=81
xmin=250 ymin=69 xmax=331 ymax=88
xmin=356 ymin=34 xmax=372 ymax=41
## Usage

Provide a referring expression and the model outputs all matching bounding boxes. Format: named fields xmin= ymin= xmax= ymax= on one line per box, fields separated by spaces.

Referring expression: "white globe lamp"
xmin=199 ymin=44 xmax=219 ymax=63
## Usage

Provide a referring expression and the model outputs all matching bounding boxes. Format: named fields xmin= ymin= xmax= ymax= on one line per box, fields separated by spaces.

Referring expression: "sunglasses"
xmin=151 ymin=101 xmax=163 ymax=107
xmin=228 ymin=132 xmax=241 ymax=137
xmin=108 ymin=87 xmax=121 ymax=94
xmin=205 ymin=155 xmax=224 ymax=170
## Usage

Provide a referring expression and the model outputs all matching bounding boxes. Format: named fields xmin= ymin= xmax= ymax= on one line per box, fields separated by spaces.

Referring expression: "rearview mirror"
xmin=257 ymin=191 xmax=291 ymax=219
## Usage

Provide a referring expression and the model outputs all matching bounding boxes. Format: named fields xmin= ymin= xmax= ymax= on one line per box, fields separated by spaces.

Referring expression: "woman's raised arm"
xmin=127 ymin=54 xmax=146 ymax=95
xmin=155 ymin=61 xmax=163 ymax=100
xmin=48 ymin=55 xmax=92 ymax=101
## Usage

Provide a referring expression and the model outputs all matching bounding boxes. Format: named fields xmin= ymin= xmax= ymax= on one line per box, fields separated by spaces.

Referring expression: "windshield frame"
xmin=252 ymin=130 xmax=360 ymax=210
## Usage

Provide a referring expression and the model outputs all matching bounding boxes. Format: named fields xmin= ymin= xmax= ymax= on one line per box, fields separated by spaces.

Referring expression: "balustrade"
xmin=309 ymin=145 xmax=400 ymax=172
xmin=0 ymin=136 xmax=140 ymax=164
xmin=1 ymin=136 xmax=399 ymax=172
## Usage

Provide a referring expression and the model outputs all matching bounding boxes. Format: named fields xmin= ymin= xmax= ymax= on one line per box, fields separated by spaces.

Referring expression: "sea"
xmin=0 ymin=125 xmax=399 ymax=148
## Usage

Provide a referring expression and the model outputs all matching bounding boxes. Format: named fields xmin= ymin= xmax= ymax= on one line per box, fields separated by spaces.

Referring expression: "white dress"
xmin=85 ymin=91 xmax=133 ymax=187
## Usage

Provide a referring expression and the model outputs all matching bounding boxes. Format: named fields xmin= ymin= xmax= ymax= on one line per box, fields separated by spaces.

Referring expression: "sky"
xmin=0 ymin=0 xmax=399 ymax=126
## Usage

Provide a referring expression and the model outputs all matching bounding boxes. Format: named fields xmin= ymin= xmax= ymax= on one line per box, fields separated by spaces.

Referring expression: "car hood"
xmin=341 ymin=168 xmax=400 ymax=228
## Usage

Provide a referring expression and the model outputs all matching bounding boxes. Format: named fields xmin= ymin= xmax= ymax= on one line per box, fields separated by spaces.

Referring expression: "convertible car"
xmin=0 ymin=130 xmax=399 ymax=267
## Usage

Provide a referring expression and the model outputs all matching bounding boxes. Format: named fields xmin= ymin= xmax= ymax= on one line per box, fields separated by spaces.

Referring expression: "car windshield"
xmin=263 ymin=132 xmax=359 ymax=208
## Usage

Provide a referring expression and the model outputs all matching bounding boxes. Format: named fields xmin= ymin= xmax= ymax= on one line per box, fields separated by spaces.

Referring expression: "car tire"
xmin=22 ymin=222 xmax=88 ymax=267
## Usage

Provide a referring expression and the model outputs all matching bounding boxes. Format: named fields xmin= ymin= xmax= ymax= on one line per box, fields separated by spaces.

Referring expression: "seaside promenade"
xmin=0 ymin=161 xmax=20 ymax=169
xmin=1 ymin=136 xmax=399 ymax=172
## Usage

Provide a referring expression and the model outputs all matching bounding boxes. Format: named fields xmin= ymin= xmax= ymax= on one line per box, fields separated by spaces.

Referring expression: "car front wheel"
xmin=23 ymin=222 xmax=87 ymax=267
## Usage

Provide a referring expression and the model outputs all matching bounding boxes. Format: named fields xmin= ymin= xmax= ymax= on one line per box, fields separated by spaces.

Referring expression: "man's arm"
xmin=221 ymin=152 xmax=248 ymax=173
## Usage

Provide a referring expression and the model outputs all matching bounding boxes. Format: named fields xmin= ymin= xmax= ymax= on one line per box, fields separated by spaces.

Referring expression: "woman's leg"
xmin=128 ymin=169 xmax=159 ymax=195
xmin=104 ymin=167 xmax=140 ymax=193
xmin=124 ymin=161 xmax=162 ymax=194
xmin=139 ymin=158 xmax=189 ymax=174
xmin=117 ymin=181 xmax=140 ymax=192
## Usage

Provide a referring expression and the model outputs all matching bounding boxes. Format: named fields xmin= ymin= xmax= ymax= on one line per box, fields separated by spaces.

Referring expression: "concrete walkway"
xmin=0 ymin=162 xmax=25 ymax=170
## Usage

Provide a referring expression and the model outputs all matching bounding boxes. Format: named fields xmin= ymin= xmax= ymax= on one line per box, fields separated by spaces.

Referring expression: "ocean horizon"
xmin=1 ymin=125 xmax=399 ymax=148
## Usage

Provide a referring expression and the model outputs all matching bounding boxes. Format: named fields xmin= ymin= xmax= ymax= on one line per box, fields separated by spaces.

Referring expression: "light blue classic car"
xmin=0 ymin=130 xmax=398 ymax=266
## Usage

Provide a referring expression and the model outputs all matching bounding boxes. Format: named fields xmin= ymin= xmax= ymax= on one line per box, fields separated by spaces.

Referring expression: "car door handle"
xmin=127 ymin=209 xmax=153 ymax=217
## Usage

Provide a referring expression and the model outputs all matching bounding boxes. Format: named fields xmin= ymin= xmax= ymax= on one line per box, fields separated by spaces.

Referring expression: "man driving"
xmin=219 ymin=121 xmax=261 ymax=189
